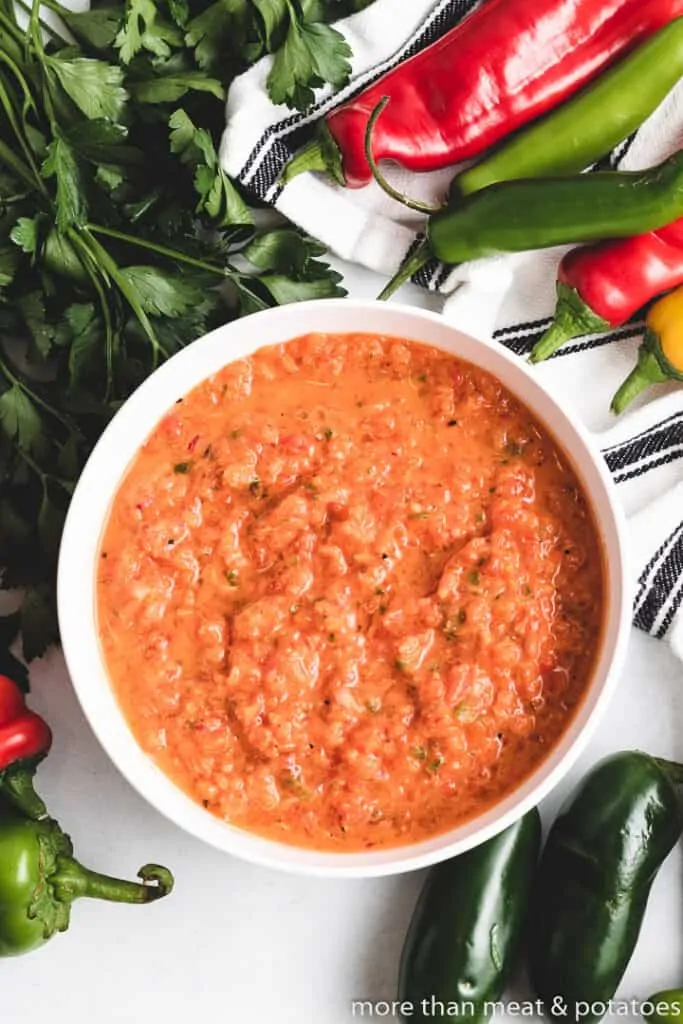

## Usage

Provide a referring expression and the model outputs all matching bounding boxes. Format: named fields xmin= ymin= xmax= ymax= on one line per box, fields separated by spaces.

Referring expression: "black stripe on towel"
xmin=656 ymin=577 xmax=683 ymax=639
xmin=634 ymin=523 xmax=683 ymax=635
xmin=603 ymin=411 xmax=683 ymax=474
xmin=612 ymin=447 xmax=683 ymax=486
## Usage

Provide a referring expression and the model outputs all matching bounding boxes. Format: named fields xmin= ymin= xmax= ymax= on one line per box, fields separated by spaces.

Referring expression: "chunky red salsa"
xmin=97 ymin=332 xmax=604 ymax=851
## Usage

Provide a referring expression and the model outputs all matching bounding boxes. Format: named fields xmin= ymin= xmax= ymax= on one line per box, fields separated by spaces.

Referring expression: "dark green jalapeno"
xmin=398 ymin=809 xmax=542 ymax=1023
xmin=528 ymin=751 xmax=683 ymax=1024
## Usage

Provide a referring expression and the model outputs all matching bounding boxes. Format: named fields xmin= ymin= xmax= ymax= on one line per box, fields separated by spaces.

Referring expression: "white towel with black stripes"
xmin=220 ymin=0 xmax=683 ymax=660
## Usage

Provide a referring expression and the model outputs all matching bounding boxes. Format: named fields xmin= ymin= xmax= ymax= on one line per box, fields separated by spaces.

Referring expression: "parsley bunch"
xmin=0 ymin=0 xmax=371 ymax=681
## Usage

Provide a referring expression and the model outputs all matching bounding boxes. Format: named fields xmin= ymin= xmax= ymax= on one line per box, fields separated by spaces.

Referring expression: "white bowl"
xmin=57 ymin=299 xmax=632 ymax=878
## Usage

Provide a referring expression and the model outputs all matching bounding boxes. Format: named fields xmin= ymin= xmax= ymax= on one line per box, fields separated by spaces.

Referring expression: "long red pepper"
xmin=0 ymin=674 xmax=51 ymax=819
xmin=529 ymin=219 xmax=683 ymax=362
xmin=283 ymin=0 xmax=683 ymax=189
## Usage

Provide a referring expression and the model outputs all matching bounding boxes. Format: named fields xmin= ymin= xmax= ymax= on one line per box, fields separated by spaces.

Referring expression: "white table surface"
xmin=6 ymin=258 xmax=683 ymax=1024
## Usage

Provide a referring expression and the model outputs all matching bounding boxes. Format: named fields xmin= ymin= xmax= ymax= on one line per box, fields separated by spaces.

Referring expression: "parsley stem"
xmin=79 ymin=227 xmax=169 ymax=366
xmin=13 ymin=0 xmax=69 ymax=43
xmin=0 ymin=60 xmax=49 ymax=195
xmin=29 ymin=0 xmax=43 ymax=52
xmin=19 ymin=444 xmax=71 ymax=493
xmin=86 ymin=224 xmax=234 ymax=279
xmin=0 ymin=135 xmax=38 ymax=190
xmin=66 ymin=228 xmax=115 ymax=401
xmin=0 ymin=11 xmax=24 ymax=47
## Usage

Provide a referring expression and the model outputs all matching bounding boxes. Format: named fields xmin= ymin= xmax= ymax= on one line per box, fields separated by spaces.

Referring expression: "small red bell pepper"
xmin=282 ymin=0 xmax=683 ymax=189
xmin=0 ymin=674 xmax=52 ymax=819
xmin=529 ymin=218 xmax=683 ymax=363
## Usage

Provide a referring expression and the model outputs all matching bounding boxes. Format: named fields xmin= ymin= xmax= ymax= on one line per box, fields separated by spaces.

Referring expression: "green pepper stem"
xmin=281 ymin=123 xmax=345 ymax=187
xmin=528 ymin=317 xmax=576 ymax=364
xmin=653 ymin=757 xmax=683 ymax=786
xmin=281 ymin=139 xmax=327 ymax=182
xmin=365 ymin=98 xmax=441 ymax=215
xmin=0 ymin=763 xmax=48 ymax=819
xmin=52 ymin=860 xmax=175 ymax=904
xmin=529 ymin=283 xmax=612 ymax=363
xmin=377 ymin=239 xmax=432 ymax=300
xmin=611 ymin=341 xmax=669 ymax=415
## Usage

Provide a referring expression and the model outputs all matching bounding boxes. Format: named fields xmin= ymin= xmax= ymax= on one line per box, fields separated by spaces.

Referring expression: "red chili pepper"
xmin=0 ymin=675 xmax=51 ymax=820
xmin=529 ymin=219 xmax=683 ymax=362
xmin=282 ymin=0 xmax=683 ymax=189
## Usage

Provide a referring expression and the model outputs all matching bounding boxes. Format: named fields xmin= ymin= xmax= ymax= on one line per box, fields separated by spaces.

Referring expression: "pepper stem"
xmin=365 ymin=98 xmax=442 ymax=215
xmin=281 ymin=139 xmax=327 ymax=183
xmin=529 ymin=282 xmax=611 ymax=363
xmin=377 ymin=238 xmax=432 ymax=300
xmin=611 ymin=341 xmax=669 ymax=415
xmin=280 ymin=123 xmax=345 ymax=187
xmin=653 ymin=757 xmax=683 ymax=785
xmin=528 ymin=318 xmax=576 ymax=364
xmin=52 ymin=859 xmax=175 ymax=905
xmin=0 ymin=762 xmax=48 ymax=819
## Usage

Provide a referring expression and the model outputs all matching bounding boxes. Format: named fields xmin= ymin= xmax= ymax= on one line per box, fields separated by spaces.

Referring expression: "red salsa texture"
xmin=97 ymin=332 xmax=605 ymax=851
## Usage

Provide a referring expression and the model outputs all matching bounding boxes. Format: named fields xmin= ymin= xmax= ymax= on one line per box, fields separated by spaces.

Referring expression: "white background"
xmin=3 ymin=258 xmax=683 ymax=1023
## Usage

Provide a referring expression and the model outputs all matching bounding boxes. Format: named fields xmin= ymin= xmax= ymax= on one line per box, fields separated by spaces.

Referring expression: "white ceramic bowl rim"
xmin=57 ymin=299 xmax=633 ymax=878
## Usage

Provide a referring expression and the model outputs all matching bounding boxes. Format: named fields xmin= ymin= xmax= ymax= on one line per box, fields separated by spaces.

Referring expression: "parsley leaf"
xmin=0 ymin=386 xmax=44 ymax=455
xmin=169 ymin=108 xmax=252 ymax=226
xmin=45 ymin=55 xmax=128 ymax=121
xmin=119 ymin=266 xmax=205 ymax=317
xmin=0 ymin=244 xmax=20 ymax=284
xmin=10 ymin=217 xmax=39 ymax=257
xmin=257 ymin=272 xmax=344 ymax=304
xmin=251 ymin=0 xmax=288 ymax=48
xmin=243 ymin=229 xmax=328 ymax=275
xmin=18 ymin=292 xmax=57 ymax=358
xmin=63 ymin=303 xmax=102 ymax=386
xmin=268 ymin=2 xmax=351 ymax=110
xmin=56 ymin=6 xmax=123 ymax=51
xmin=166 ymin=0 xmax=190 ymax=28
xmin=185 ymin=1 xmax=251 ymax=73
xmin=115 ymin=0 xmax=183 ymax=64
xmin=20 ymin=583 xmax=58 ymax=662
xmin=64 ymin=119 xmax=141 ymax=167
xmin=131 ymin=71 xmax=224 ymax=104
xmin=41 ymin=136 xmax=88 ymax=232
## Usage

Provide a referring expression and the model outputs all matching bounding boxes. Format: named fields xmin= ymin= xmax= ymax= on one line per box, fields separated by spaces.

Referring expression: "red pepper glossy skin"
xmin=326 ymin=0 xmax=683 ymax=188
xmin=560 ymin=217 xmax=683 ymax=324
xmin=0 ymin=675 xmax=52 ymax=772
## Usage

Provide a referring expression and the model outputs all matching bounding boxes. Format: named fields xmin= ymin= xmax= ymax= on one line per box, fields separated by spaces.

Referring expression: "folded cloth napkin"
xmin=220 ymin=0 xmax=683 ymax=660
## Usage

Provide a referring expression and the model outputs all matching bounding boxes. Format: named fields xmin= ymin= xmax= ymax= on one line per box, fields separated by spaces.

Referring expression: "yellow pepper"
xmin=611 ymin=287 xmax=683 ymax=414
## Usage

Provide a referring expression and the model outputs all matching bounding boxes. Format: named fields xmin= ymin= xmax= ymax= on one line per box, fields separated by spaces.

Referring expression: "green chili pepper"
xmin=0 ymin=802 xmax=174 ymax=957
xmin=450 ymin=19 xmax=683 ymax=199
xmin=643 ymin=991 xmax=683 ymax=1024
xmin=528 ymin=751 xmax=683 ymax=1024
xmin=364 ymin=105 xmax=683 ymax=301
xmin=398 ymin=809 xmax=542 ymax=1023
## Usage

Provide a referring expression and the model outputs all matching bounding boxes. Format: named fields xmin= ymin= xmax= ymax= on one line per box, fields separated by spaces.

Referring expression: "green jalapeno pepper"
xmin=450 ymin=19 xmax=683 ymax=199
xmin=0 ymin=801 xmax=174 ymax=957
xmin=363 ymin=105 xmax=683 ymax=301
xmin=398 ymin=809 xmax=542 ymax=1023
xmin=528 ymin=751 xmax=683 ymax=1024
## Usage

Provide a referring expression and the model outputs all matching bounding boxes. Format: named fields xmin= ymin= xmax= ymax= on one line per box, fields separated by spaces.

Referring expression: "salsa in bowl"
xmin=57 ymin=300 xmax=631 ymax=876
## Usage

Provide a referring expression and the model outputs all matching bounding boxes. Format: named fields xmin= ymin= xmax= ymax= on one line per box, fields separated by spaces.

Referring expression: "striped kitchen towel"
xmin=220 ymin=0 xmax=683 ymax=658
